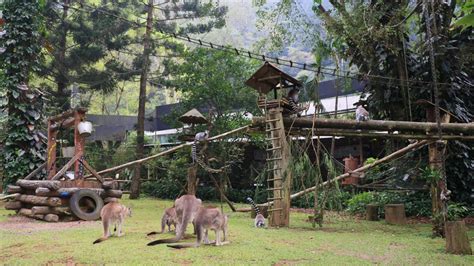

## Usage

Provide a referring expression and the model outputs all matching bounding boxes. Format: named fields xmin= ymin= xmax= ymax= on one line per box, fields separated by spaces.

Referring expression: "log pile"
xmin=3 ymin=179 xmax=122 ymax=222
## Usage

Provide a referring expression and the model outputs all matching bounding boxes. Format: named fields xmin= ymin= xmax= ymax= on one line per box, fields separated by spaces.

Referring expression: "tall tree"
xmin=131 ymin=0 xmax=154 ymax=199
xmin=129 ymin=0 xmax=228 ymax=198
xmin=0 ymin=0 xmax=46 ymax=186
xmin=40 ymin=0 xmax=137 ymax=113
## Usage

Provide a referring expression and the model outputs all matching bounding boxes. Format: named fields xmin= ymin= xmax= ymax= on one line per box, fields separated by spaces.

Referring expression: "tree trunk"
xmin=366 ymin=204 xmax=379 ymax=221
xmin=56 ymin=0 xmax=70 ymax=111
xmin=384 ymin=204 xmax=406 ymax=225
xmin=252 ymin=117 xmax=474 ymax=134
xmin=186 ymin=166 xmax=198 ymax=195
xmin=16 ymin=195 xmax=62 ymax=207
xmin=5 ymin=201 xmax=22 ymax=210
xmin=6 ymin=185 xmax=22 ymax=194
xmin=16 ymin=180 xmax=61 ymax=190
xmin=427 ymin=110 xmax=450 ymax=237
xmin=445 ymin=221 xmax=472 ymax=255
xmin=31 ymin=206 xmax=70 ymax=215
xmin=131 ymin=0 xmax=154 ymax=199
xmin=44 ymin=214 xmax=60 ymax=222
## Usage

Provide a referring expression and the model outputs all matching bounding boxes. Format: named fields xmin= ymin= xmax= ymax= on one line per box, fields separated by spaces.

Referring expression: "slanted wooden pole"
xmin=82 ymin=125 xmax=249 ymax=178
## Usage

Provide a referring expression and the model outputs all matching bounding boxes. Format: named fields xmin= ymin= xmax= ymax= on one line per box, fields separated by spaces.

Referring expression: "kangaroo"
xmin=147 ymin=195 xmax=202 ymax=246
xmin=93 ymin=202 xmax=131 ymax=244
xmin=167 ymin=207 xmax=228 ymax=249
xmin=147 ymin=207 xmax=178 ymax=236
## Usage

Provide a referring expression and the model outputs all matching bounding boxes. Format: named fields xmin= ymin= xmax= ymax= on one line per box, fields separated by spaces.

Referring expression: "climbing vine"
xmin=0 ymin=0 xmax=46 ymax=186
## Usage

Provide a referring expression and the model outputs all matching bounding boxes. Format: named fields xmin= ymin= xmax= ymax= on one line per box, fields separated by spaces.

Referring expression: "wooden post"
xmin=427 ymin=108 xmax=450 ymax=237
xmin=445 ymin=221 xmax=472 ymax=255
xmin=47 ymin=120 xmax=58 ymax=179
xmin=187 ymin=165 xmax=198 ymax=195
xmin=384 ymin=204 xmax=407 ymax=225
xmin=267 ymin=108 xmax=291 ymax=227
xmin=74 ymin=109 xmax=86 ymax=179
xmin=366 ymin=204 xmax=379 ymax=221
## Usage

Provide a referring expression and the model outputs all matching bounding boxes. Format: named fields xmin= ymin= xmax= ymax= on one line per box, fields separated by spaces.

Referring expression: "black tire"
xmin=69 ymin=189 xmax=104 ymax=221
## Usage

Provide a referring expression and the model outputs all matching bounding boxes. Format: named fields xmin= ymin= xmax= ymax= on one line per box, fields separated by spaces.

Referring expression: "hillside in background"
xmin=87 ymin=0 xmax=327 ymax=116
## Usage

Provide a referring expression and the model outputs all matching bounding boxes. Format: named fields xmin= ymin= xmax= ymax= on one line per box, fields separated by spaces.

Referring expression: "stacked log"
xmin=3 ymin=179 xmax=122 ymax=222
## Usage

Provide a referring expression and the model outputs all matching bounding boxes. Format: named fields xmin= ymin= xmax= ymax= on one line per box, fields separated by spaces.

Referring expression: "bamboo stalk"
xmin=252 ymin=117 xmax=474 ymax=134
xmin=291 ymin=128 xmax=474 ymax=140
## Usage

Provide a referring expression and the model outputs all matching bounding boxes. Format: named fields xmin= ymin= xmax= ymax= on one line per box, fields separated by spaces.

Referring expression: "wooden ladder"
xmin=262 ymin=96 xmax=285 ymax=226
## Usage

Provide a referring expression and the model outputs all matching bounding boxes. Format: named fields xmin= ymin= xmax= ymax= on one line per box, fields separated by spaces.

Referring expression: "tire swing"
xmin=69 ymin=189 xmax=104 ymax=221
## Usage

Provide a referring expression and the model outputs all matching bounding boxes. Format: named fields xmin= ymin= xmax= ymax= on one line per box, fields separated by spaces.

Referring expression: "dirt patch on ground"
xmin=273 ymin=259 xmax=308 ymax=266
xmin=0 ymin=215 xmax=97 ymax=234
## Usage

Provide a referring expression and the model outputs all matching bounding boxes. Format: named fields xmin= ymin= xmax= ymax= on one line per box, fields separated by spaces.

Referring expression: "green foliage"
xmin=346 ymin=191 xmax=432 ymax=218
xmin=112 ymin=131 xmax=153 ymax=166
xmin=164 ymin=48 xmax=259 ymax=133
xmin=40 ymin=0 xmax=138 ymax=112
xmin=0 ymin=0 xmax=46 ymax=186
xmin=452 ymin=0 xmax=474 ymax=31
xmin=447 ymin=202 xmax=471 ymax=221
xmin=141 ymin=178 xmax=182 ymax=199
xmin=346 ymin=192 xmax=377 ymax=215
xmin=419 ymin=167 xmax=442 ymax=185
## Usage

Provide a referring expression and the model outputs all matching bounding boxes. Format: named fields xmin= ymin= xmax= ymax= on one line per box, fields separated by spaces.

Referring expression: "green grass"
xmin=0 ymin=197 xmax=473 ymax=265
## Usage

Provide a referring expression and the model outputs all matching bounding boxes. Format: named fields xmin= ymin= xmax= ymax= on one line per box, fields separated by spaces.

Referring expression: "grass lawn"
xmin=0 ymin=197 xmax=473 ymax=265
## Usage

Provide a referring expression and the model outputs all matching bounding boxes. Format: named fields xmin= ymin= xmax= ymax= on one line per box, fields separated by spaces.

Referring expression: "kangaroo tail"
xmin=146 ymin=231 xmax=160 ymax=236
xmin=167 ymin=223 xmax=202 ymax=249
xmin=93 ymin=237 xmax=108 ymax=244
xmin=167 ymin=243 xmax=199 ymax=249
xmin=147 ymin=236 xmax=181 ymax=246
xmin=246 ymin=197 xmax=260 ymax=215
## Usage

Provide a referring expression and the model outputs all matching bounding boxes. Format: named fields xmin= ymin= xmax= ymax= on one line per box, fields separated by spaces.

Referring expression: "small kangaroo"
xmin=147 ymin=195 xmax=202 ymax=246
xmin=167 ymin=207 xmax=228 ymax=249
xmin=147 ymin=206 xmax=178 ymax=236
xmin=93 ymin=202 xmax=131 ymax=244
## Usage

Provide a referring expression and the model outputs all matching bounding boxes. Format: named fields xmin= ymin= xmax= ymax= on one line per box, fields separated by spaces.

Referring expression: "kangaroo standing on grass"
xmin=147 ymin=206 xmax=178 ymax=236
xmin=93 ymin=202 xmax=131 ymax=244
xmin=147 ymin=195 xmax=202 ymax=245
xmin=167 ymin=207 xmax=228 ymax=249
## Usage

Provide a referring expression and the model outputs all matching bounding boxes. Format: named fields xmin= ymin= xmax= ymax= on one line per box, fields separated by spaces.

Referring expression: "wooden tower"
xmin=245 ymin=62 xmax=302 ymax=227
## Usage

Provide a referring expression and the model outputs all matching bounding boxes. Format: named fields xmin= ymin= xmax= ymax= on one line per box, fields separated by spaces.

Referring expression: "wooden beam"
xmin=16 ymin=180 xmax=61 ymax=190
xmin=252 ymin=117 xmax=474 ymax=134
xmin=291 ymin=128 xmax=474 ymax=140
xmin=48 ymin=107 xmax=87 ymax=122
xmin=50 ymin=153 xmax=82 ymax=180
xmin=24 ymin=163 xmax=46 ymax=180
xmin=80 ymin=159 xmax=104 ymax=183
xmin=257 ymin=75 xmax=282 ymax=81
xmin=83 ymin=125 xmax=250 ymax=178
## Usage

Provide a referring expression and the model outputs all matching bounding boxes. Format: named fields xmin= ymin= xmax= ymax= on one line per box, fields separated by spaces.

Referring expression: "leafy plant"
xmin=447 ymin=202 xmax=470 ymax=221
xmin=346 ymin=192 xmax=376 ymax=215
xmin=419 ymin=167 xmax=442 ymax=185
xmin=0 ymin=0 xmax=46 ymax=187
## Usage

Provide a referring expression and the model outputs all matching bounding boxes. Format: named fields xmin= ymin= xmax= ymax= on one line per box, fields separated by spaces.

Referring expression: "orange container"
xmin=342 ymin=156 xmax=359 ymax=185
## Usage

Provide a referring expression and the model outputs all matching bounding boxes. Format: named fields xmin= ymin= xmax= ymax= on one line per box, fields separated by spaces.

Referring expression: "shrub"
xmin=346 ymin=192 xmax=377 ymax=214
xmin=447 ymin=202 xmax=470 ymax=221
xmin=141 ymin=178 xmax=182 ymax=199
